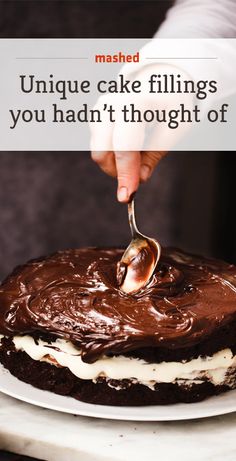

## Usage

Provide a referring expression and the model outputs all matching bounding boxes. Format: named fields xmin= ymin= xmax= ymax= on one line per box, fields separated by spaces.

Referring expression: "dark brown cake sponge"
xmin=0 ymin=341 xmax=232 ymax=406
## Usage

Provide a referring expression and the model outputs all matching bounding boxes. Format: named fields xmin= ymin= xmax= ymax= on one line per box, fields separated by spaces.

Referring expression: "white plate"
xmin=1 ymin=363 xmax=236 ymax=421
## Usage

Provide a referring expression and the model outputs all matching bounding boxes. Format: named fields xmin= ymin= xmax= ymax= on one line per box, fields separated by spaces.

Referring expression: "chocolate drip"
xmin=0 ymin=247 xmax=236 ymax=363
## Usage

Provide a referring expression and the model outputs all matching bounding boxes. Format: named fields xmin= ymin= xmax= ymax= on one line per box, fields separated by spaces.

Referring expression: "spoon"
xmin=117 ymin=197 xmax=161 ymax=294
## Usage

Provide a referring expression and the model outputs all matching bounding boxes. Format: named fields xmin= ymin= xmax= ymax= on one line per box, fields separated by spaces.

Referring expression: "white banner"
xmin=0 ymin=38 xmax=235 ymax=151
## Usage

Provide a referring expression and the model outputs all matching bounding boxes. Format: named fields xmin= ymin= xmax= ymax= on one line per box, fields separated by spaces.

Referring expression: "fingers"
xmin=91 ymin=151 xmax=117 ymax=177
xmin=115 ymin=152 xmax=141 ymax=203
xmin=140 ymin=151 xmax=167 ymax=182
xmin=90 ymin=95 xmax=116 ymax=176
xmin=91 ymin=151 xmax=166 ymax=200
xmin=112 ymin=101 xmax=144 ymax=203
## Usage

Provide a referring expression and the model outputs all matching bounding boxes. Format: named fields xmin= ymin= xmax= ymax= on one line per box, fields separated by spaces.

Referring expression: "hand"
xmin=91 ymin=151 xmax=166 ymax=202
xmin=91 ymin=64 xmax=192 ymax=202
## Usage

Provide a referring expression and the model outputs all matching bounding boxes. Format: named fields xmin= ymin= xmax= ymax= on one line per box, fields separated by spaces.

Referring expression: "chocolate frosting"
xmin=1 ymin=247 xmax=236 ymax=363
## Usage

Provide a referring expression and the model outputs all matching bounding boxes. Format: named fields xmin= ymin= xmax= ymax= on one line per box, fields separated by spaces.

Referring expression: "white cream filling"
xmin=1 ymin=334 xmax=236 ymax=389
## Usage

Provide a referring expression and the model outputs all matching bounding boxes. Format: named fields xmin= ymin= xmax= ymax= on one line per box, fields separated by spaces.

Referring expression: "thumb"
xmin=140 ymin=151 xmax=167 ymax=182
xmin=115 ymin=151 xmax=141 ymax=203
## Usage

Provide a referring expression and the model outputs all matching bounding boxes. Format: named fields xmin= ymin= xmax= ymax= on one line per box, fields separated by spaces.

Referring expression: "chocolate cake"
xmin=1 ymin=247 xmax=236 ymax=406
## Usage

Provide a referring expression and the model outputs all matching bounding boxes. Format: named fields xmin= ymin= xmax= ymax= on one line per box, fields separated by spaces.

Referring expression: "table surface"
xmin=1 ymin=392 xmax=236 ymax=461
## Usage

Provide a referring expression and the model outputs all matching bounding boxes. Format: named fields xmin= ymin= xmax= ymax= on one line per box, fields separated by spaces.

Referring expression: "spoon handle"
xmin=128 ymin=198 xmax=139 ymax=238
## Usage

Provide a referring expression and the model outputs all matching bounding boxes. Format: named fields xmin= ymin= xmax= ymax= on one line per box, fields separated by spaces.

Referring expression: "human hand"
xmin=91 ymin=151 xmax=166 ymax=202
xmin=91 ymin=64 xmax=192 ymax=202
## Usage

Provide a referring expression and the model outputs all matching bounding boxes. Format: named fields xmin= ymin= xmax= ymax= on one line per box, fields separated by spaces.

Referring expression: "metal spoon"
xmin=117 ymin=197 xmax=161 ymax=294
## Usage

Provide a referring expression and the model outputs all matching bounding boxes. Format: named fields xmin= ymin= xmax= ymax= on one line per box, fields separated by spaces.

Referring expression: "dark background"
xmin=0 ymin=1 xmax=235 ymax=281
xmin=0 ymin=451 xmax=44 ymax=461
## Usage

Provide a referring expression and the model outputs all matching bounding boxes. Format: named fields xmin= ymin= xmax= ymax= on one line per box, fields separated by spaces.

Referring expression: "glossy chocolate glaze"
xmin=1 ymin=248 xmax=236 ymax=363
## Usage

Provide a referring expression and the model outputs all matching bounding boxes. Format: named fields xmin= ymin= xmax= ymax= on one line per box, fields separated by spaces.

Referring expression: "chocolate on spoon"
xmin=117 ymin=197 xmax=161 ymax=294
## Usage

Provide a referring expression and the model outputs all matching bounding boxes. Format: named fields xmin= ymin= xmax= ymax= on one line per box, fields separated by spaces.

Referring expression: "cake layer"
xmin=0 ymin=343 xmax=235 ymax=406
xmin=0 ymin=248 xmax=236 ymax=363
xmin=1 ymin=335 xmax=236 ymax=389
